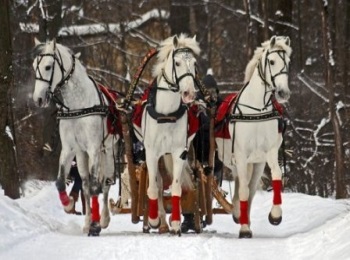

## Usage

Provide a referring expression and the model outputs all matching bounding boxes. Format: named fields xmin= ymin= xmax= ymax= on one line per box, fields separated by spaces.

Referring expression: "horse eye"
xmin=45 ymin=65 xmax=52 ymax=71
xmin=269 ymin=60 xmax=275 ymax=66
xmin=175 ymin=61 xmax=180 ymax=66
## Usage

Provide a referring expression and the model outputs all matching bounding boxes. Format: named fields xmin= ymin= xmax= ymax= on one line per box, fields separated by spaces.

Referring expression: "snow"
xmin=1 ymin=180 xmax=350 ymax=260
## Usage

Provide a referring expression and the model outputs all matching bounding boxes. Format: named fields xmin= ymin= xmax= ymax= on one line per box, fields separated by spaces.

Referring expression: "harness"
xmin=145 ymin=47 xmax=196 ymax=123
xmin=228 ymin=48 xmax=289 ymax=155
xmin=35 ymin=47 xmax=109 ymax=119
xmin=144 ymin=47 xmax=198 ymax=159
xmin=230 ymin=49 xmax=289 ymax=122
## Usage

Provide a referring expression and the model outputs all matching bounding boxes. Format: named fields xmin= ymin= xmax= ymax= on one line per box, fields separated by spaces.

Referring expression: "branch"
xmin=297 ymin=72 xmax=329 ymax=102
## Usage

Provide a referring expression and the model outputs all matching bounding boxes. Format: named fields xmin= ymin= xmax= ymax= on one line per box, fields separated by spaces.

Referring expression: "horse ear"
xmin=285 ymin=36 xmax=290 ymax=46
xmin=75 ymin=52 xmax=81 ymax=58
xmin=192 ymin=35 xmax=197 ymax=42
xmin=34 ymin=37 xmax=41 ymax=46
xmin=173 ymin=35 xmax=178 ymax=48
xmin=48 ymin=38 xmax=56 ymax=51
xmin=270 ymin=35 xmax=276 ymax=47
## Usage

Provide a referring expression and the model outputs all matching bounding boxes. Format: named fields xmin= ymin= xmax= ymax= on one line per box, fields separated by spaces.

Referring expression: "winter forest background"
xmin=0 ymin=0 xmax=349 ymax=200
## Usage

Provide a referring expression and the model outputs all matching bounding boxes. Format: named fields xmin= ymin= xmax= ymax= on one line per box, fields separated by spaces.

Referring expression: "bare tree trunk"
xmin=0 ymin=0 xmax=20 ymax=199
xmin=38 ymin=0 xmax=63 ymax=41
xmin=259 ymin=0 xmax=269 ymax=41
xmin=243 ymin=0 xmax=253 ymax=61
xmin=271 ymin=0 xmax=293 ymax=36
xmin=169 ymin=0 xmax=190 ymax=35
xmin=344 ymin=0 xmax=350 ymax=97
xmin=297 ymin=0 xmax=304 ymax=70
xmin=320 ymin=0 xmax=346 ymax=199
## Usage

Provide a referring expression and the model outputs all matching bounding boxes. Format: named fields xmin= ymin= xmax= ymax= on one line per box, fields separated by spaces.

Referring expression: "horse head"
xmin=154 ymin=34 xmax=200 ymax=104
xmin=262 ymin=35 xmax=292 ymax=103
xmin=32 ymin=38 xmax=75 ymax=107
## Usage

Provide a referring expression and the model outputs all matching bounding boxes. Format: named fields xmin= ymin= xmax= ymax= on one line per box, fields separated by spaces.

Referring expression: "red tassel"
xmin=149 ymin=199 xmax=158 ymax=219
xmin=171 ymin=196 xmax=181 ymax=221
xmin=272 ymin=180 xmax=282 ymax=205
xmin=59 ymin=191 xmax=70 ymax=206
xmin=91 ymin=196 xmax=100 ymax=222
xmin=240 ymin=200 xmax=249 ymax=225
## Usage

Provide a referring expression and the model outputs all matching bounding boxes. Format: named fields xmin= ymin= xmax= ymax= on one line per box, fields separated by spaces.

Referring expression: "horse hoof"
xmin=170 ymin=229 xmax=181 ymax=237
xmin=143 ymin=226 xmax=150 ymax=233
xmin=159 ymin=225 xmax=170 ymax=234
xmin=232 ymin=215 xmax=239 ymax=224
xmin=239 ymin=230 xmax=252 ymax=239
xmin=148 ymin=218 xmax=161 ymax=229
xmin=88 ymin=221 xmax=101 ymax=236
xmin=63 ymin=197 xmax=75 ymax=213
xmin=268 ymin=212 xmax=282 ymax=225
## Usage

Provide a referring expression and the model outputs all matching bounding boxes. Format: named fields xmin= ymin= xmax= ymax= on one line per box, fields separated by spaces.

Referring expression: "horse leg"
xmin=87 ymin=152 xmax=103 ymax=236
xmin=100 ymin=149 xmax=115 ymax=229
xmin=56 ymin=152 xmax=75 ymax=213
xmin=76 ymin=154 xmax=92 ymax=234
xmin=146 ymin=153 xmax=160 ymax=229
xmin=100 ymin=184 xmax=111 ymax=229
xmin=236 ymin=160 xmax=253 ymax=238
xmin=157 ymin=170 xmax=169 ymax=234
xmin=267 ymin=151 xmax=283 ymax=225
xmin=169 ymin=154 xmax=184 ymax=235
xmin=232 ymin=177 xmax=240 ymax=224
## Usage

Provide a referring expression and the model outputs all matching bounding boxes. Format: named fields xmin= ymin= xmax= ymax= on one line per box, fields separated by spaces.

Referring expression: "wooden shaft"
xmin=120 ymin=112 xmax=139 ymax=223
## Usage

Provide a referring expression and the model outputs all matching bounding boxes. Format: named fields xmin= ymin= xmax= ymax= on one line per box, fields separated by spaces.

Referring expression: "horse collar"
xmin=146 ymin=104 xmax=187 ymax=124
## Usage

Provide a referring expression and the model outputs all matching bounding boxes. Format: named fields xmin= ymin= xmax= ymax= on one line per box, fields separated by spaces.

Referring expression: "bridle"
xmin=35 ymin=47 xmax=76 ymax=108
xmin=235 ymin=48 xmax=290 ymax=113
xmin=160 ymin=47 xmax=197 ymax=92
xmin=258 ymin=49 xmax=289 ymax=92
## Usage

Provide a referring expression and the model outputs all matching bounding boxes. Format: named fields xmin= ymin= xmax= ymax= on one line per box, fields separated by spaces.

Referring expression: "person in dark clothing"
xmin=66 ymin=158 xmax=86 ymax=215
xmin=181 ymin=73 xmax=224 ymax=233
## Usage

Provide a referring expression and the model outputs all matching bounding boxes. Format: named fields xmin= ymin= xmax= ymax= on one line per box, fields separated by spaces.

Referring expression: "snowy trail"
xmin=1 ymin=180 xmax=350 ymax=260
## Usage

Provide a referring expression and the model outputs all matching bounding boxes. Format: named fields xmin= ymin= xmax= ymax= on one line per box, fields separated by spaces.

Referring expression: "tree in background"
xmin=6 ymin=0 xmax=350 ymax=198
xmin=0 ymin=0 xmax=20 ymax=198
xmin=320 ymin=0 xmax=346 ymax=199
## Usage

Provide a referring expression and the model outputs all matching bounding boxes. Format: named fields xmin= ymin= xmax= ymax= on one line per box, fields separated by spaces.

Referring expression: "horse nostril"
xmin=278 ymin=91 xmax=284 ymax=98
xmin=184 ymin=91 xmax=189 ymax=97
xmin=38 ymin=98 xmax=43 ymax=107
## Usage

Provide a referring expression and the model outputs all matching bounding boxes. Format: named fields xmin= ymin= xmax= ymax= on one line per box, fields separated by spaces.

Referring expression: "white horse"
xmin=32 ymin=39 xmax=119 ymax=236
xmin=134 ymin=34 xmax=200 ymax=235
xmin=216 ymin=36 xmax=292 ymax=238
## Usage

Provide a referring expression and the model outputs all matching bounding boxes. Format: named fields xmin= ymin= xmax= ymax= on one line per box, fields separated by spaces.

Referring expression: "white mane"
xmin=244 ymin=36 xmax=292 ymax=83
xmin=152 ymin=34 xmax=200 ymax=78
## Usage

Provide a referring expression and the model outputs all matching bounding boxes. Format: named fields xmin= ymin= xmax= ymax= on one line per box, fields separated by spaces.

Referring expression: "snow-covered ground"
xmin=1 ymin=180 xmax=350 ymax=260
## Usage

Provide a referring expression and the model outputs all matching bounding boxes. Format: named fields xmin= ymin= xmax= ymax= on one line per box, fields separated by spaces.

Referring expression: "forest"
xmin=0 ymin=0 xmax=349 ymax=199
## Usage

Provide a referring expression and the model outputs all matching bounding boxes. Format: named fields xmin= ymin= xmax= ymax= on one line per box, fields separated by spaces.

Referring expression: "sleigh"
xmin=107 ymin=45 xmax=235 ymax=233
xmin=109 ymin=107 xmax=234 ymax=233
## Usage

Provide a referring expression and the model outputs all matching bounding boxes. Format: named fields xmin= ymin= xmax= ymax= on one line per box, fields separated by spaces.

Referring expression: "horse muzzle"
xmin=275 ymin=89 xmax=290 ymax=103
xmin=181 ymin=91 xmax=195 ymax=104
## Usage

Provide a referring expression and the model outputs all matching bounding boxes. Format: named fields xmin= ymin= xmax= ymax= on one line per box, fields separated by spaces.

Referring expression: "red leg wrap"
xmin=91 ymin=196 xmax=100 ymax=222
xmin=171 ymin=196 xmax=181 ymax=221
xmin=240 ymin=200 xmax=249 ymax=225
xmin=59 ymin=191 xmax=70 ymax=206
xmin=149 ymin=199 xmax=158 ymax=219
xmin=272 ymin=180 xmax=282 ymax=205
